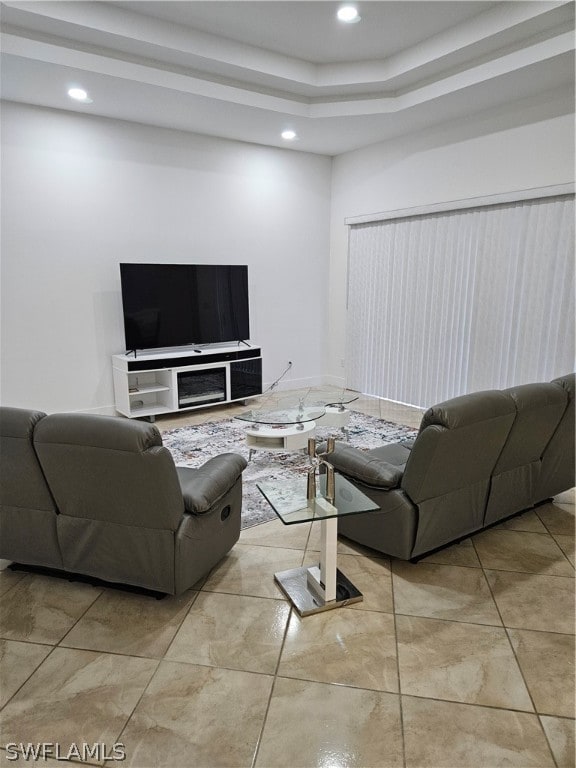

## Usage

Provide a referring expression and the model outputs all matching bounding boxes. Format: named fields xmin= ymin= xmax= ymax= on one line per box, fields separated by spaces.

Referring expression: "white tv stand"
xmin=112 ymin=342 xmax=262 ymax=420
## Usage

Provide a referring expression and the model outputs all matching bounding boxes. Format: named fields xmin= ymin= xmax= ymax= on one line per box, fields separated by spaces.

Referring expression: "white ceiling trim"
xmin=1 ymin=34 xmax=311 ymax=114
xmin=4 ymin=25 xmax=572 ymax=119
xmin=319 ymin=1 xmax=570 ymax=86
xmin=2 ymin=2 xmax=317 ymax=85
xmin=393 ymin=31 xmax=574 ymax=111
xmin=1 ymin=1 xmax=573 ymax=155
xmin=3 ymin=0 xmax=570 ymax=92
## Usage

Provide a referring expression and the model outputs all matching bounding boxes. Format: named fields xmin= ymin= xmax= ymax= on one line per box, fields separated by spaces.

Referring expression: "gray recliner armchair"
xmin=322 ymin=374 xmax=575 ymax=560
xmin=0 ymin=408 xmax=247 ymax=594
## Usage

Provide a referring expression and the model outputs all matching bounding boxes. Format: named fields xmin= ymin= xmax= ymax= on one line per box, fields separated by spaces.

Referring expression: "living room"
xmin=1 ymin=2 xmax=575 ymax=767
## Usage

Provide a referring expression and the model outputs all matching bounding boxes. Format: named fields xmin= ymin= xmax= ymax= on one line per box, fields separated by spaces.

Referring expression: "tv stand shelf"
xmin=112 ymin=342 xmax=262 ymax=419
xmin=129 ymin=384 xmax=170 ymax=396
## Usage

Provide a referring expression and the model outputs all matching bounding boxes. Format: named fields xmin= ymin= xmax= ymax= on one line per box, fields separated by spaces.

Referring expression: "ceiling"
xmin=1 ymin=1 xmax=574 ymax=155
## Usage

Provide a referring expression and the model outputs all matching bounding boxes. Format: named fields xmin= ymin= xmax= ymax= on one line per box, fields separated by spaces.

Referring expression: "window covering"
xmin=345 ymin=194 xmax=575 ymax=407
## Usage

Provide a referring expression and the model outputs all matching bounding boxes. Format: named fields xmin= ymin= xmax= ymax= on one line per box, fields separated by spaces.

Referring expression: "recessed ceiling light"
xmin=68 ymin=87 xmax=93 ymax=103
xmin=281 ymin=130 xmax=297 ymax=141
xmin=337 ymin=5 xmax=361 ymax=23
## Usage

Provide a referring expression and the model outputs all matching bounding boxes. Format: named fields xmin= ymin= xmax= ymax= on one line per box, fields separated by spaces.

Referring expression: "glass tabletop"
xmin=235 ymin=405 xmax=325 ymax=425
xmin=257 ymin=473 xmax=379 ymax=525
xmin=299 ymin=387 xmax=360 ymax=409
xmin=235 ymin=387 xmax=359 ymax=425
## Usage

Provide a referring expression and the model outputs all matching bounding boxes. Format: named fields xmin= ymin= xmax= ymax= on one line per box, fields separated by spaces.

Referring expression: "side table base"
xmin=274 ymin=566 xmax=363 ymax=616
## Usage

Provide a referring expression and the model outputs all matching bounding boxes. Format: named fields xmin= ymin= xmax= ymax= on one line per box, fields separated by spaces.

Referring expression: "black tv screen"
xmin=120 ymin=263 xmax=250 ymax=351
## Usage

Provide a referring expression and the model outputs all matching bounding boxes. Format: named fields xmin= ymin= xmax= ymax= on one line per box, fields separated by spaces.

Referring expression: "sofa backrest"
xmin=484 ymin=382 xmax=568 ymax=524
xmin=536 ymin=373 xmax=576 ymax=501
xmin=404 ymin=390 xmax=517 ymax=502
xmin=402 ymin=390 xmax=516 ymax=556
xmin=33 ymin=413 xmax=184 ymax=531
xmin=0 ymin=407 xmax=53 ymax=513
xmin=0 ymin=406 xmax=63 ymax=567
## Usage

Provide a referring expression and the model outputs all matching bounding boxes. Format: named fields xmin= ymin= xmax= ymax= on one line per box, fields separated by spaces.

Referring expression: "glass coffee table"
xmin=257 ymin=473 xmax=378 ymax=616
xmin=236 ymin=405 xmax=325 ymax=459
xmin=236 ymin=389 xmax=359 ymax=458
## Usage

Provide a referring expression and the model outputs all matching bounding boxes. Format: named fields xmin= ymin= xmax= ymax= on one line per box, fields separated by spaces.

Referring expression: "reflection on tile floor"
xmin=0 ymin=392 xmax=574 ymax=768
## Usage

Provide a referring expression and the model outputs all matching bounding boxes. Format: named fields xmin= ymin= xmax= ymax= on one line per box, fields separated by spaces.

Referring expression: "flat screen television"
xmin=120 ymin=263 xmax=250 ymax=351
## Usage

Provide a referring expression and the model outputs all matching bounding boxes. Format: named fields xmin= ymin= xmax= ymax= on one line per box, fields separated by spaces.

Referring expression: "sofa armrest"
xmin=322 ymin=443 xmax=403 ymax=489
xmin=177 ymin=453 xmax=247 ymax=515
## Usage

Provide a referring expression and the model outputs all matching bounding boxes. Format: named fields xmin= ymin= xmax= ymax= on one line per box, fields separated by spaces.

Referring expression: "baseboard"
xmin=66 ymin=405 xmax=119 ymax=416
xmin=371 ymin=394 xmax=425 ymax=410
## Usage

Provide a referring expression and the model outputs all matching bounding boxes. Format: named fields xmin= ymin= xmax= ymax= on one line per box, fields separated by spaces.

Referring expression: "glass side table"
xmin=257 ymin=473 xmax=378 ymax=616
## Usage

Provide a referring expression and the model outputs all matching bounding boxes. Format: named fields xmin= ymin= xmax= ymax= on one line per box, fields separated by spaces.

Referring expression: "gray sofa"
xmin=0 ymin=408 xmax=247 ymax=594
xmin=322 ymin=374 xmax=575 ymax=560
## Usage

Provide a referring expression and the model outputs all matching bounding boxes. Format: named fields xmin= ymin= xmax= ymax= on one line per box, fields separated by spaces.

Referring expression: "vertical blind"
xmin=346 ymin=194 xmax=575 ymax=407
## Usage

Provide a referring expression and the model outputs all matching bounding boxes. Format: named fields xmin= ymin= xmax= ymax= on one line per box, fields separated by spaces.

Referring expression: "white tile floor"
xmin=0 ymin=391 xmax=574 ymax=768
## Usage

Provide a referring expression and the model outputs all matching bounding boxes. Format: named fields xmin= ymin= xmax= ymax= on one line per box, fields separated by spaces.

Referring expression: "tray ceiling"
xmin=1 ymin=0 xmax=574 ymax=154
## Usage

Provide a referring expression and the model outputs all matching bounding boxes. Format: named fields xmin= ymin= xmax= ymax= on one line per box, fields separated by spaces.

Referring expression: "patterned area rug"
xmin=162 ymin=412 xmax=418 ymax=529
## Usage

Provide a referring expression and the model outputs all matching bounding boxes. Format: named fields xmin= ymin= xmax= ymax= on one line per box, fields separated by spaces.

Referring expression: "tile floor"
xmin=0 ymin=391 xmax=574 ymax=768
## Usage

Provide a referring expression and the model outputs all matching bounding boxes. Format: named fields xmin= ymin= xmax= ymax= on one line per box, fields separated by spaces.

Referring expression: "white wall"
xmin=328 ymin=93 xmax=575 ymax=388
xmin=3 ymin=93 xmax=574 ymax=413
xmin=1 ymin=102 xmax=332 ymax=413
